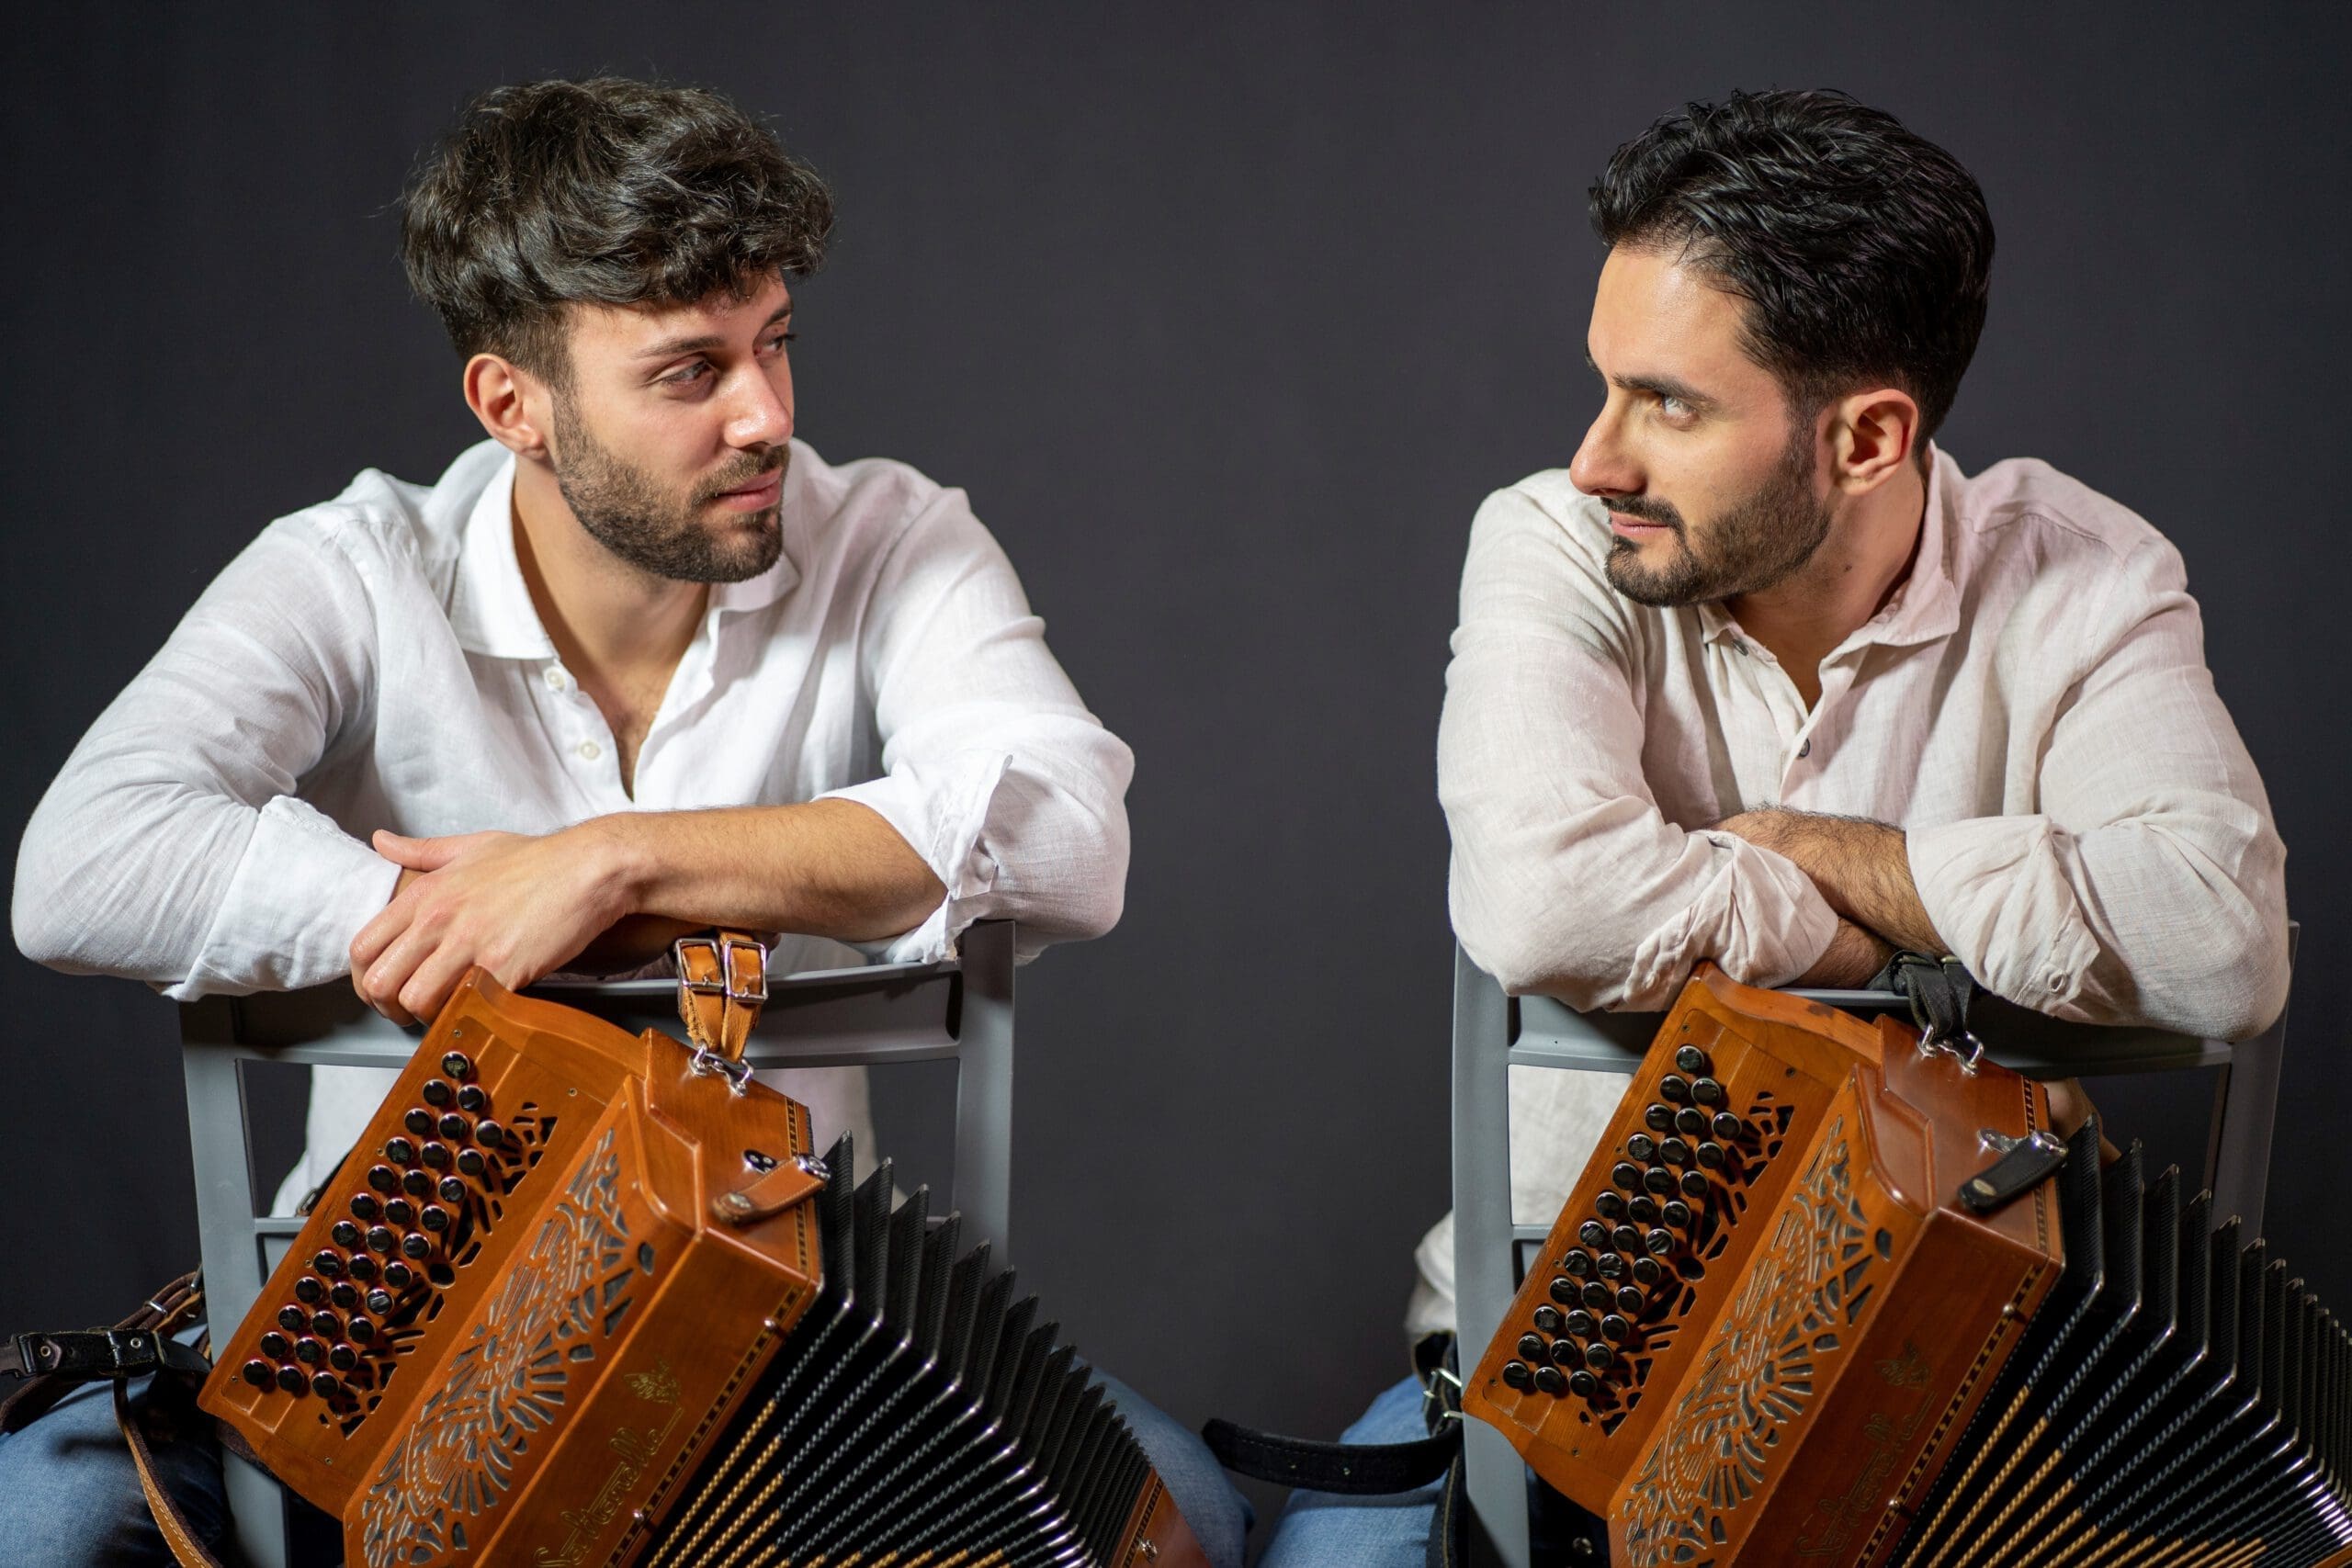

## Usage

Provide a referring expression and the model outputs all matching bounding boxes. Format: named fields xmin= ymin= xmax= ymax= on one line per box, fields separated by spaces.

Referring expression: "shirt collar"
xmin=447 ymin=447 xmax=806 ymax=659
xmin=1692 ymin=441 xmax=1962 ymax=652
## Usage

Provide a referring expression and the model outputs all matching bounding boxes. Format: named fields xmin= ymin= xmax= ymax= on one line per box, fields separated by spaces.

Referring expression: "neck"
xmin=510 ymin=457 xmax=708 ymax=682
xmin=1727 ymin=457 xmax=1928 ymax=701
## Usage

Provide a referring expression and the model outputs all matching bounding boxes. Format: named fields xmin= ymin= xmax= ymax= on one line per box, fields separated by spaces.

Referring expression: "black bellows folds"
xmin=1891 ymin=1125 xmax=2352 ymax=1567
xmin=645 ymin=1137 xmax=1159 ymax=1568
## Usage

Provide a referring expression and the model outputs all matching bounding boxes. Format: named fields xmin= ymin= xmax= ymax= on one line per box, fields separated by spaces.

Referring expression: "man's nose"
xmin=1568 ymin=404 xmax=1638 ymax=499
xmin=726 ymin=368 xmax=793 ymax=449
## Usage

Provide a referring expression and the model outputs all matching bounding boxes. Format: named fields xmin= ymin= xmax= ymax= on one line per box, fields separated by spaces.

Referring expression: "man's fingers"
xmin=396 ymin=946 xmax=479 ymax=1028
xmin=372 ymin=829 xmax=471 ymax=873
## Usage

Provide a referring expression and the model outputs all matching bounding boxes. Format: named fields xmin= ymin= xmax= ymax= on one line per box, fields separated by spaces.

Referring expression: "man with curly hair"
xmin=6 ymin=77 xmax=1246 ymax=1566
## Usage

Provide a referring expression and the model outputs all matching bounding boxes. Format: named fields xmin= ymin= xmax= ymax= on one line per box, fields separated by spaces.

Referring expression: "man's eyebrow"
xmin=1583 ymin=349 xmax=1714 ymax=409
xmin=636 ymin=301 xmax=795 ymax=360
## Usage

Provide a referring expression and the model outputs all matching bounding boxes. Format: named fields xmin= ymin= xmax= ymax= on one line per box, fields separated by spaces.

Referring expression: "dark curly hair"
xmin=399 ymin=77 xmax=834 ymax=379
xmin=1591 ymin=89 xmax=1994 ymax=452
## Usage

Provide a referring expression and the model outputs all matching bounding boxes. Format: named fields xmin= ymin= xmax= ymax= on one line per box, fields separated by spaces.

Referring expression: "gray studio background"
xmin=5 ymin=2 xmax=2346 ymax=1541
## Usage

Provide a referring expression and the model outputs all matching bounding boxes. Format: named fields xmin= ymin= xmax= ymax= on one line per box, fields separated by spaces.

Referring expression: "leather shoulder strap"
xmin=673 ymin=931 xmax=769 ymax=1083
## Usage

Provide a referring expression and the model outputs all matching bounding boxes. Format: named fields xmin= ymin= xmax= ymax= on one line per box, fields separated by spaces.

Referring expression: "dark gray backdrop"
xmin=6 ymin=1 xmax=2347 ymax=1543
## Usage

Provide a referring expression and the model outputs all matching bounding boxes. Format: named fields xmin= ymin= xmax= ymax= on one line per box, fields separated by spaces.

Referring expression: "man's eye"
xmin=763 ymin=331 xmax=797 ymax=353
xmin=1658 ymin=393 xmax=1689 ymax=417
xmin=662 ymin=362 xmax=713 ymax=388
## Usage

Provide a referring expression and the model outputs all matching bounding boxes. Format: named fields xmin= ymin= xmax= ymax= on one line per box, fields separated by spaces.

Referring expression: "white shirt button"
xmin=1798 ymin=738 xmax=1813 ymax=759
xmin=545 ymin=665 xmax=571 ymax=691
xmin=2046 ymin=973 xmax=2067 ymax=994
xmin=577 ymin=739 xmax=601 ymax=761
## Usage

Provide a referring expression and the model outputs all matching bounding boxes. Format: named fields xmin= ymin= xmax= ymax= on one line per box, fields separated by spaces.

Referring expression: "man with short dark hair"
xmin=3 ymin=77 xmax=1246 ymax=1566
xmin=1263 ymin=88 xmax=2288 ymax=1563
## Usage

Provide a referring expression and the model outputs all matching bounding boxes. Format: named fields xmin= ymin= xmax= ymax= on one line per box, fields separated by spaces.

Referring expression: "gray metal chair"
xmin=177 ymin=920 xmax=1016 ymax=1568
xmin=1449 ymin=927 xmax=2297 ymax=1568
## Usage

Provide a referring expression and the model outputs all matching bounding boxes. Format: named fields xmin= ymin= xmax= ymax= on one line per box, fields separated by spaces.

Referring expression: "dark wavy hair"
xmin=399 ymin=77 xmax=834 ymax=379
xmin=1591 ymin=89 xmax=1994 ymax=453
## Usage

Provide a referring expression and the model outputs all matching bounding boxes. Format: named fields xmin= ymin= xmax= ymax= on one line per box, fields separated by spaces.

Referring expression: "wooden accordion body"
xmin=198 ymin=970 xmax=1204 ymax=1568
xmin=1467 ymin=967 xmax=2352 ymax=1567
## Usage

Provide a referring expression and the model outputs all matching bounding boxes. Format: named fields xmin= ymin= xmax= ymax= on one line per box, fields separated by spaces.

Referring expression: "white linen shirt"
xmin=1408 ymin=445 xmax=2289 ymax=1335
xmin=15 ymin=439 xmax=1133 ymax=1210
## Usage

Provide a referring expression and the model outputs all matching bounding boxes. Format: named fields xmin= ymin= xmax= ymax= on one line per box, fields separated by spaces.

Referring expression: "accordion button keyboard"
xmin=475 ymin=1120 xmax=506 ymax=1150
xmin=1600 ymin=1314 xmax=1631 ymax=1343
xmin=1614 ymin=1285 xmax=1645 ymax=1316
xmin=365 ymin=1225 xmax=396 ymax=1254
xmin=381 ymin=1262 xmax=413 ymax=1291
xmin=1679 ymin=1171 xmax=1709 ymax=1199
xmin=1662 ymin=1200 xmax=1692 ymax=1228
xmin=438 ymin=1051 xmax=473 ymax=1080
xmin=329 ymin=1220 xmax=362 ymax=1249
xmin=1594 ymin=1190 xmax=1627 ymax=1221
xmin=401 ymin=1171 xmax=430 ymax=1197
xmin=1610 ymin=1162 xmax=1641 ymax=1190
xmin=1659 ymin=1137 xmax=1691 ymax=1166
xmin=1534 ymin=1365 xmax=1567 ymax=1395
xmin=1643 ymin=1168 xmax=1676 ymax=1195
xmin=1643 ymin=1228 xmax=1674 ymax=1256
xmin=1674 ymin=1044 xmax=1712 ymax=1076
xmin=1711 ymin=1110 xmax=1744 ymax=1140
xmin=1549 ymin=1338 xmax=1579 ymax=1364
xmin=345 ymin=1255 xmax=376 ymax=1283
xmin=310 ymin=1251 xmax=344 ymax=1279
xmin=1502 ymin=1360 xmax=1534 ymax=1392
xmin=1611 ymin=1224 xmax=1642 ymax=1254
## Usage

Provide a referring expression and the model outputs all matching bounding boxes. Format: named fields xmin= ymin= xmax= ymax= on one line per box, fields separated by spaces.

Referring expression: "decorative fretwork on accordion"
xmin=1464 ymin=967 xmax=2352 ymax=1568
xmin=198 ymin=971 xmax=1205 ymax=1568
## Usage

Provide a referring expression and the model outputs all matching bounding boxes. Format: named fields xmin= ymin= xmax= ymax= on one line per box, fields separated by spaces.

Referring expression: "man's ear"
xmin=1826 ymin=387 xmax=1921 ymax=495
xmin=462 ymin=353 xmax=555 ymax=458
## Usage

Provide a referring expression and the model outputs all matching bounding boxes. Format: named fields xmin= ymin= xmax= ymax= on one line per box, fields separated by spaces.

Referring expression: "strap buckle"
xmin=673 ymin=934 xmax=769 ymax=1004
xmin=9 ymin=1330 xmax=169 ymax=1382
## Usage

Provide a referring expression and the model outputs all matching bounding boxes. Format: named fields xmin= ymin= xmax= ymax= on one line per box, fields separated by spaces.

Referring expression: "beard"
xmin=547 ymin=393 xmax=787 ymax=584
xmin=1601 ymin=421 xmax=1831 ymax=608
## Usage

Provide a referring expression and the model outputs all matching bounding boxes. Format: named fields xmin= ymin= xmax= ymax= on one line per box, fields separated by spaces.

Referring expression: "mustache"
xmin=1607 ymin=494 xmax=1686 ymax=531
xmin=695 ymin=446 xmax=790 ymax=502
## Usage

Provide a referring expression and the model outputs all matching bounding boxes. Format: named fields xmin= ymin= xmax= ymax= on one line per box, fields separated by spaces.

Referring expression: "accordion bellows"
xmin=198 ymin=971 xmax=1202 ymax=1568
xmin=1465 ymin=967 xmax=2352 ymax=1567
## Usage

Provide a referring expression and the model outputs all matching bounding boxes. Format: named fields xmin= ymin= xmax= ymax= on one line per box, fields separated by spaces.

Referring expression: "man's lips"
xmin=1609 ymin=511 xmax=1675 ymax=538
xmin=709 ymin=470 xmax=784 ymax=510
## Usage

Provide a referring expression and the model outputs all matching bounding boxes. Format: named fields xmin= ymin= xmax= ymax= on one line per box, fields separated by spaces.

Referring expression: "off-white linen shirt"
xmin=15 ymin=439 xmax=1133 ymax=1211
xmin=1408 ymin=446 xmax=2288 ymax=1334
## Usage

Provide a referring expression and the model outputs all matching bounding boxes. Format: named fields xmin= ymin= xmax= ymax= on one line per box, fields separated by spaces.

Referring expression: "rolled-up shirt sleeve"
xmin=1908 ymin=537 xmax=2289 ymax=1041
xmin=819 ymin=487 xmax=1133 ymax=964
xmin=1439 ymin=485 xmax=1839 ymax=1010
xmin=12 ymin=519 xmax=399 ymax=998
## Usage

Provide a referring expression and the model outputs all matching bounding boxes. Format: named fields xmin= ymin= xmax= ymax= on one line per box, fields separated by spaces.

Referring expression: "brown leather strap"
xmin=0 ymin=1272 xmax=203 ymax=1434
xmin=711 ymin=1152 xmax=830 ymax=1225
xmin=115 ymin=1381 xmax=225 ymax=1568
xmin=673 ymin=930 xmax=769 ymax=1081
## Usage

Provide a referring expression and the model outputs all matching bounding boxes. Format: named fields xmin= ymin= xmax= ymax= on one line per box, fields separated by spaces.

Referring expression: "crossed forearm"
xmin=1716 ymin=807 xmax=1947 ymax=956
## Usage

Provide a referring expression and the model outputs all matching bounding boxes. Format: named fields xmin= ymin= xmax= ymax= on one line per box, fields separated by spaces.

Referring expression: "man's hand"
xmin=1716 ymin=807 xmax=1945 ymax=955
xmin=350 ymin=827 xmax=629 ymax=1025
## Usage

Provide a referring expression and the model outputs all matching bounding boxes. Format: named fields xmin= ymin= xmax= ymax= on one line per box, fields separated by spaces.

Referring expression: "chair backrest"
xmin=177 ymin=920 xmax=1014 ymax=1568
xmin=1447 ymin=927 xmax=2296 ymax=1568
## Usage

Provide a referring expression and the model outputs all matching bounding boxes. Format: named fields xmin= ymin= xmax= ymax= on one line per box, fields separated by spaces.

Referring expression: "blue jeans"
xmin=1258 ymin=1374 xmax=1442 ymax=1566
xmin=0 ymin=1358 xmax=1247 ymax=1568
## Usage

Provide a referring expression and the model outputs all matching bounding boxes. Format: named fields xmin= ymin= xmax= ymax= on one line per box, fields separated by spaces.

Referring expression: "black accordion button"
xmin=258 ymin=1332 xmax=290 ymax=1359
xmin=1568 ymin=1369 xmax=1600 ymax=1398
xmin=364 ymin=1289 xmax=393 ymax=1315
xmin=1583 ymin=1343 xmax=1614 ymax=1371
xmin=1713 ymin=1111 xmax=1745 ymax=1141
xmin=349 ymin=1192 xmax=380 ymax=1222
xmin=347 ymin=1316 xmax=376 ymax=1343
xmin=1680 ymin=1171 xmax=1710 ymax=1199
xmin=1565 ymin=1309 xmax=1596 ymax=1337
xmin=1600 ymin=1314 xmax=1631 ymax=1342
xmin=1644 ymin=1103 xmax=1675 ymax=1133
xmin=1597 ymin=1250 xmax=1628 ymax=1280
xmin=241 ymin=1359 xmax=272 ymax=1389
xmin=328 ymin=1344 xmax=357 ymax=1372
xmin=401 ymin=1171 xmax=432 ymax=1197
xmin=365 ymin=1226 xmax=396 ymax=1255
xmin=277 ymin=1305 xmax=306 ymax=1333
xmin=1532 ymin=1304 xmax=1565 ymax=1334
xmin=475 ymin=1121 xmax=506 ymax=1150
xmin=1643 ymin=1168 xmax=1676 ymax=1195
xmin=403 ymin=1109 xmax=435 ymax=1137
xmin=420 ymin=1205 xmax=451 ymax=1234
xmin=1610 ymin=1162 xmax=1642 ymax=1191
xmin=420 ymin=1142 xmax=451 ymax=1171
xmin=1658 ymin=1074 xmax=1691 ymax=1103
xmin=1549 ymin=1338 xmax=1579 ymax=1365
xmin=309 ymin=1371 xmax=339 ymax=1399
xmin=1675 ymin=1106 xmax=1709 ymax=1137
xmin=1627 ymin=1195 xmax=1660 ymax=1224
xmin=1625 ymin=1134 xmax=1657 ymax=1162
xmin=1697 ymin=1142 xmax=1726 ymax=1169
xmin=1644 ymin=1228 xmax=1675 ymax=1256
xmin=437 ymin=1176 xmax=466 ymax=1205
xmin=1577 ymin=1220 xmax=1609 ymax=1250
xmin=1663 ymin=1200 xmax=1693 ymax=1229
xmin=438 ymin=1113 xmax=469 ymax=1143
xmin=1582 ymin=1281 xmax=1611 ymax=1311
xmin=383 ymin=1199 xmax=415 ymax=1228
xmin=440 ymin=1051 xmax=473 ymax=1081
xmin=457 ymin=1085 xmax=488 ymax=1113
xmin=1674 ymin=1044 xmax=1712 ymax=1076
xmin=1519 ymin=1332 xmax=1547 ymax=1360
xmin=1534 ymin=1365 xmax=1567 ymax=1395
xmin=329 ymin=1221 xmax=362 ymax=1250
xmin=1659 ymin=1138 xmax=1692 ymax=1167
xmin=1616 ymin=1285 xmax=1646 ymax=1315
xmin=421 ymin=1078 xmax=453 ymax=1109
xmin=1501 ymin=1360 xmax=1533 ymax=1392
xmin=310 ymin=1312 xmax=340 ymax=1339
xmin=1561 ymin=1249 xmax=1595 ymax=1279
xmin=384 ymin=1138 xmax=417 ymax=1167
xmin=1632 ymin=1257 xmax=1663 ymax=1287
xmin=345 ymin=1255 xmax=378 ymax=1284
xmin=1692 ymin=1077 xmax=1727 ymax=1108
xmin=1594 ymin=1190 xmax=1627 ymax=1222
xmin=367 ymin=1166 xmax=400 ymax=1195
xmin=293 ymin=1337 xmax=322 ymax=1365
xmin=293 ymin=1276 xmax=323 ymax=1305
xmin=400 ymin=1233 xmax=433 ymax=1260
xmin=311 ymin=1250 xmax=345 ymax=1279
xmin=381 ymin=1262 xmax=414 ymax=1290
xmin=456 ymin=1148 xmax=488 ymax=1179
xmin=275 ymin=1366 xmax=306 ymax=1394
xmin=329 ymin=1282 xmax=358 ymax=1310
xmin=1549 ymin=1275 xmax=1579 ymax=1304
xmin=1611 ymin=1224 xmax=1643 ymax=1255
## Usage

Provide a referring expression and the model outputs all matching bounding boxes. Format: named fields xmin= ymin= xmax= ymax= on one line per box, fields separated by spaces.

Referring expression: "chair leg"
xmin=953 ymin=919 xmax=1016 ymax=1263
xmin=2206 ymin=926 xmax=2293 ymax=1238
xmin=1453 ymin=947 xmax=1532 ymax=1568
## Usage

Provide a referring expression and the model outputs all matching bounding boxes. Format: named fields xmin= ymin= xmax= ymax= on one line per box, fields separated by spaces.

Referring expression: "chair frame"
xmin=1449 ymin=927 xmax=2297 ymax=1568
xmin=177 ymin=920 xmax=1015 ymax=1568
